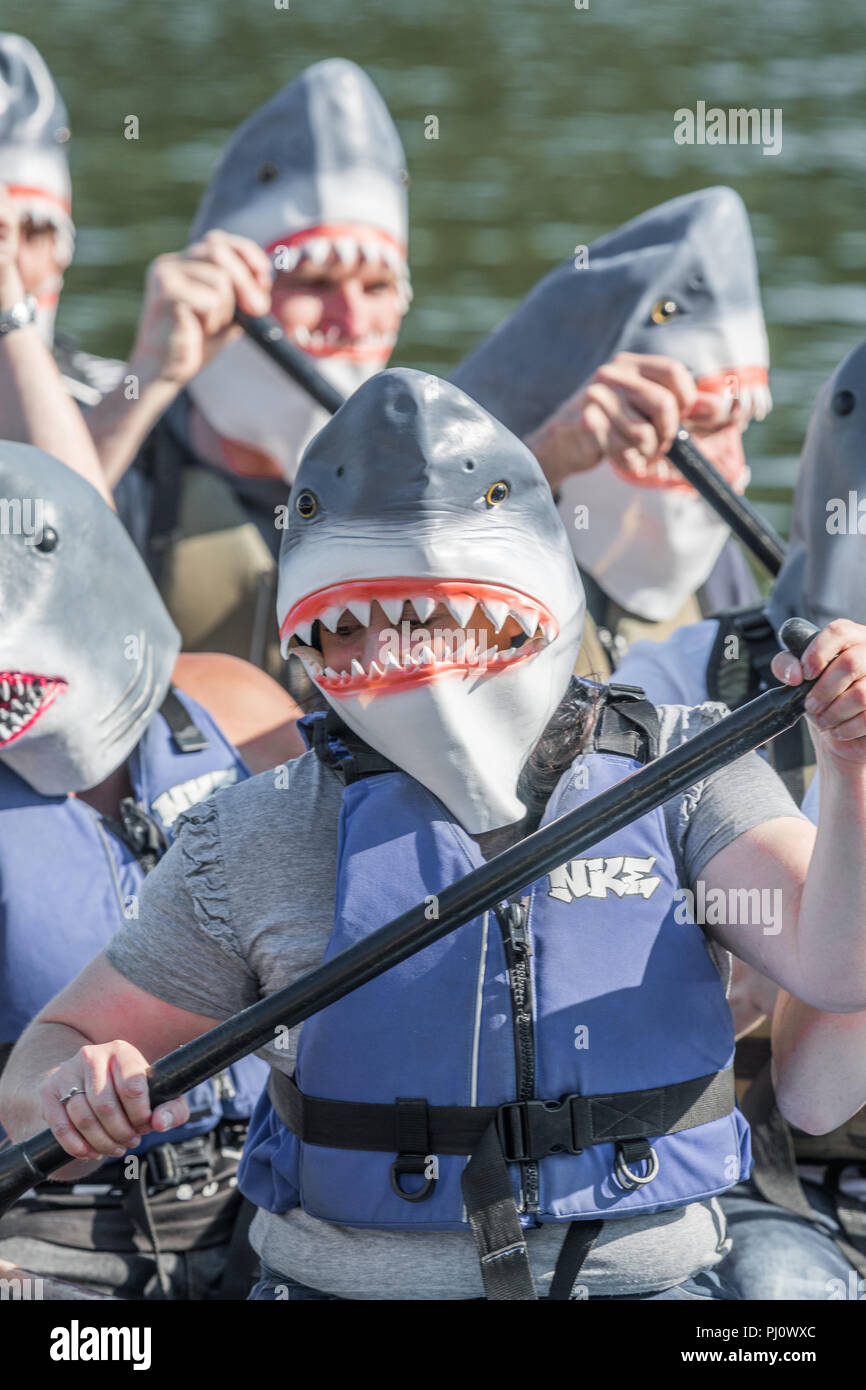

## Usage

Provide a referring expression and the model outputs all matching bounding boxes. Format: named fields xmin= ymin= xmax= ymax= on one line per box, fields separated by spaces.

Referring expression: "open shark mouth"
xmin=694 ymin=365 xmax=772 ymax=424
xmin=279 ymin=579 xmax=559 ymax=696
xmin=0 ymin=672 xmax=67 ymax=747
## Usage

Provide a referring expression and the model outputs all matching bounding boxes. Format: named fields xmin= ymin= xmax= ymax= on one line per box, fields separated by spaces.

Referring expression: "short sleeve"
xmin=657 ymin=702 xmax=808 ymax=887
xmin=104 ymin=798 xmax=259 ymax=1019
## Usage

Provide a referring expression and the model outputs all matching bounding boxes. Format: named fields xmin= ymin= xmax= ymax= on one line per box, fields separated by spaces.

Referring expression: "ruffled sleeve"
xmin=105 ymin=794 xmax=259 ymax=1020
xmin=176 ymin=799 xmax=247 ymax=966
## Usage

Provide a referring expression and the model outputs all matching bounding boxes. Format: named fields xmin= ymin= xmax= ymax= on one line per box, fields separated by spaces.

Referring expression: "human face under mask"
xmin=313 ymin=597 xmax=526 ymax=682
xmin=270 ymin=236 xmax=404 ymax=361
xmin=186 ymin=229 xmax=406 ymax=484
xmin=5 ymin=215 xmax=64 ymax=342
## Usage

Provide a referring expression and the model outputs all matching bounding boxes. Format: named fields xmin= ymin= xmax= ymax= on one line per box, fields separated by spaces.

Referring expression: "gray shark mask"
xmin=452 ymin=187 xmax=771 ymax=620
xmin=190 ymin=57 xmax=407 ymax=258
xmin=187 ymin=58 xmax=409 ymax=480
xmin=0 ymin=34 xmax=74 ymax=345
xmin=0 ymin=443 xmax=181 ymax=795
xmin=768 ymin=337 xmax=866 ymax=633
xmin=276 ymin=369 xmax=585 ymax=833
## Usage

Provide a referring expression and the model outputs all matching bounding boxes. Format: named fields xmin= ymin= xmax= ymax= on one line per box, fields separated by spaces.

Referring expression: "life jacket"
xmin=0 ymin=688 xmax=267 ymax=1149
xmin=238 ymin=692 xmax=749 ymax=1296
xmin=706 ymin=602 xmax=815 ymax=802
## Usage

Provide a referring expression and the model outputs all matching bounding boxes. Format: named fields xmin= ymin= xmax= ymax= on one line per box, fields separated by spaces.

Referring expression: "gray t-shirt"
xmin=105 ymin=702 xmax=803 ymax=1299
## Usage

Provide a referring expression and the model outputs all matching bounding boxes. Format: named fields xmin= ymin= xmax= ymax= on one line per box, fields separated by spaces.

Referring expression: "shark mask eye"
xmin=651 ymin=298 xmax=678 ymax=324
xmin=32 ymin=526 xmax=59 ymax=553
xmin=485 ymin=481 xmax=509 ymax=506
xmin=833 ymin=389 xmax=856 ymax=416
xmin=295 ymin=491 xmax=318 ymax=519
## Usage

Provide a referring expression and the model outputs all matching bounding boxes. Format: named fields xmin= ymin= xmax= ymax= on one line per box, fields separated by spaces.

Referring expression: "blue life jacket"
xmin=0 ymin=689 xmax=267 ymax=1152
xmin=239 ymin=696 xmax=750 ymax=1237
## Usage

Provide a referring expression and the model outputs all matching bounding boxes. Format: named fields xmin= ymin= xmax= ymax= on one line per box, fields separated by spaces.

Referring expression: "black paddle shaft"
xmin=667 ymin=430 xmax=787 ymax=577
xmin=233 ymin=310 xmax=345 ymax=415
xmin=0 ymin=619 xmax=819 ymax=1215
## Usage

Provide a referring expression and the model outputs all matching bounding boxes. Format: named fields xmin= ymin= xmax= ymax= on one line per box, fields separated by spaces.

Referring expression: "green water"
xmin=6 ymin=0 xmax=866 ymax=532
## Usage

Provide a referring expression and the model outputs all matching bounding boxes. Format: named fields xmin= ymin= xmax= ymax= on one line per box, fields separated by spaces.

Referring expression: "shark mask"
xmin=0 ymin=443 xmax=181 ymax=795
xmin=453 ymin=187 xmax=771 ymax=621
xmin=0 ymin=35 xmax=75 ymax=347
xmin=768 ymin=336 xmax=866 ymax=633
xmin=276 ymin=369 xmax=585 ymax=833
xmin=187 ymin=59 xmax=409 ymax=483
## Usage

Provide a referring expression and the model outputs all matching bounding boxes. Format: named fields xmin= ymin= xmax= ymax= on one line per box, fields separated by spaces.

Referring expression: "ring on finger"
xmin=59 ymin=1086 xmax=83 ymax=1105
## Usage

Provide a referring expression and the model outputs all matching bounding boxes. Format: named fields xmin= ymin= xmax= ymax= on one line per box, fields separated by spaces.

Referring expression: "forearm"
xmin=793 ymin=750 xmax=866 ymax=1009
xmin=0 ymin=1019 xmax=92 ymax=1142
xmin=86 ymin=357 xmax=179 ymax=489
xmin=524 ymin=410 xmax=599 ymax=493
xmin=773 ymin=990 xmax=866 ymax=1133
xmin=0 ymin=324 xmax=114 ymax=508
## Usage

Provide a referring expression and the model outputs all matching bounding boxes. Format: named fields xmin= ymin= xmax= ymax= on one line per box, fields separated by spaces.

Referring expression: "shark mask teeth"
xmin=279 ymin=578 xmax=559 ymax=695
xmin=271 ymin=228 xmax=413 ymax=335
xmin=0 ymin=671 xmax=67 ymax=748
xmin=289 ymin=324 xmax=398 ymax=359
xmin=693 ymin=367 xmax=773 ymax=425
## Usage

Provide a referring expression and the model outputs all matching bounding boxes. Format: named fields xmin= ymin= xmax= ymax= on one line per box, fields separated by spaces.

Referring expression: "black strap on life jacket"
xmin=267 ymin=1065 xmax=735 ymax=1300
xmin=159 ymin=689 xmax=210 ymax=754
xmin=739 ymin=1047 xmax=866 ymax=1277
xmin=308 ymin=706 xmax=399 ymax=785
xmin=591 ymin=683 xmax=660 ymax=764
xmin=267 ymin=1066 xmax=735 ymax=1159
xmin=707 ymin=604 xmax=814 ymax=802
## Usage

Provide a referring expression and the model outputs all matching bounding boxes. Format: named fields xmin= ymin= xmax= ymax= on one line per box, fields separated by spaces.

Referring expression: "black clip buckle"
xmin=496 ymin=1095 xmax=584 ymax=1163
xmin=389 ymin=1154 xmax=437 ymax=1203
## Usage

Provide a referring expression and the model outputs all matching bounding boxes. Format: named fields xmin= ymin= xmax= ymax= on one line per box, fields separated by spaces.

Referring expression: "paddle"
xmin=667 ymin=431 xmax=786 ymax=576
xmin=233 ymin=309 xmax=344 ymax=414
xmin=0 ymin=617 xmax=818 ymax=1218
xmin=234 ymin=311 xmax=787 ymax=577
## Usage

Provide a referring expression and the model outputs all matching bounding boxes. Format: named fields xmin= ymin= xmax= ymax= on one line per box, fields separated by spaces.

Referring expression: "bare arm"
xmin=87 ymin=231 xmax=272 ymax=488
xmin=0 ymin=953 xmax=216 ymax=1170
xmin=701 ymin=620 xmax=866 ymax=1011
xmin=0 ymin=186 xmax=112 ymax=506
xmin=772 ymin=989 xmax=866 ymax=1134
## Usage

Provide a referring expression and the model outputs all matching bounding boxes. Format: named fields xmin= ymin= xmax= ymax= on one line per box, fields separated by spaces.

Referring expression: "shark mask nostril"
xmin=833 ymin=389 xmax=856 ymax=416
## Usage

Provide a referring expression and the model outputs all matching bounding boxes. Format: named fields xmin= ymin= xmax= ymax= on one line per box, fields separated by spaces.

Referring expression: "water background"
xmin=6 ymin=0 xmax=866 ymax=541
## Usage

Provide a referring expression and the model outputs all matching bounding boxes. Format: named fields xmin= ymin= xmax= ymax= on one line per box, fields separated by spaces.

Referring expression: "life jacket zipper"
xmin=496 ymin=897 xmax=539 ymax=1213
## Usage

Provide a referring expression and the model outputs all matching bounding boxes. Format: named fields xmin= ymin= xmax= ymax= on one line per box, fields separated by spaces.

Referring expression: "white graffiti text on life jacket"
xmin=151 ymin=768 xmax=241 ymax=829
xmin=547 ymin=855 xmax=661 ymax=903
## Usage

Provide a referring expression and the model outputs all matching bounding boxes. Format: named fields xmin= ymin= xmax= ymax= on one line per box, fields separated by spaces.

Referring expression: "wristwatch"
xmin=0 ymin=294 xmax=37 ymax=335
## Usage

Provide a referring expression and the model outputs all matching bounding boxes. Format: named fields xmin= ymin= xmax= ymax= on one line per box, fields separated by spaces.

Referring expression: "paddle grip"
xmin=778 ymin=618 xmax=819 ymax=663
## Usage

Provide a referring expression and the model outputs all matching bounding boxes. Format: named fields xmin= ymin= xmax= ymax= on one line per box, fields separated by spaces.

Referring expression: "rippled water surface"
xmin=7 ymin=0 xmax=866 ymax=535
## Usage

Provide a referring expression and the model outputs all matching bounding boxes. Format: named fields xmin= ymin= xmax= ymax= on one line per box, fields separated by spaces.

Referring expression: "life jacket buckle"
xmin=613 ymin=1141 xmax=659 ymax=1191
xmin=496 ymin=1095 xmax=585 ymax=1163
xmin=389 ymin=1153 xmax=437 ymax=1203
